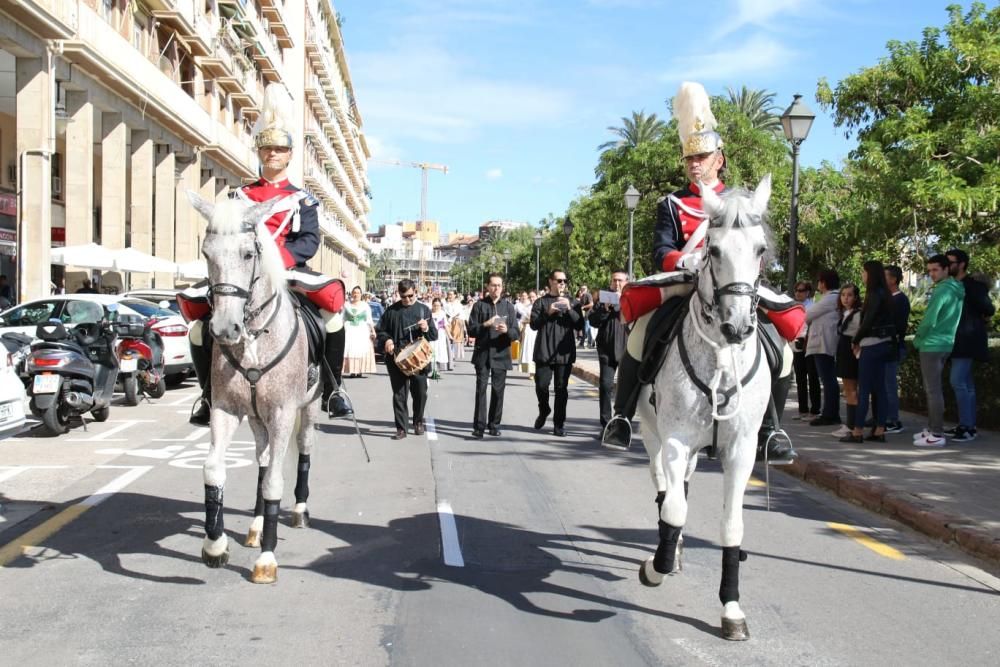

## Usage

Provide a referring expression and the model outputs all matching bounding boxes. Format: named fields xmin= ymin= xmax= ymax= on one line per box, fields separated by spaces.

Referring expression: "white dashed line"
xmin=436 ymin=500 xmax=464 ymax=567
xmin=425 ymin=416 xmax=438 ymax=441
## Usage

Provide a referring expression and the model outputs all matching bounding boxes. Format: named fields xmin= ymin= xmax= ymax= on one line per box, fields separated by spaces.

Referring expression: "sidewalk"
xmin=571 ymin=348 xmax=1000 ymax=567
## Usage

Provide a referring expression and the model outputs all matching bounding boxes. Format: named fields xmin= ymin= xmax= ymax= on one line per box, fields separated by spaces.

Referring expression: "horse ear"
xmin=187 ymin=191 xmax=214 ymax=221
xmin=246 ymin=196 xmax=283 ymax=226
xmin=700 ymin=181 xmax=723 ymax=218
xmin=752 ymin=174 xmax=772 ymax=213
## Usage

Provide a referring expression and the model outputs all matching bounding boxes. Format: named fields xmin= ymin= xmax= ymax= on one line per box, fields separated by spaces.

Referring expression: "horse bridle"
xmin=205 ymin=221 xmax=280 ymax=339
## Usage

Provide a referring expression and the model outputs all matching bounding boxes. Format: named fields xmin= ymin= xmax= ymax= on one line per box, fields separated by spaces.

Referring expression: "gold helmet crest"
xmin=253 ymin=84 xmax=294 ymax=149
xmin=674 ymin=82 xmax=724 ymax=158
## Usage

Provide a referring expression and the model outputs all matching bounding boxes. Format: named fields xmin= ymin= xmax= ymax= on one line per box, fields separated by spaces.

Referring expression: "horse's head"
xmin=187 ymin=192 xmax=285 ymax=346
xmin=697 ymin=175 xmax=772 ymax=345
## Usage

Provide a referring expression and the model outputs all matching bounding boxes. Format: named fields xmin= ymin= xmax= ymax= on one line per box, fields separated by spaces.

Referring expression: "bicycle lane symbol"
xmin=96 ymin=440 xmax=256 ymax=470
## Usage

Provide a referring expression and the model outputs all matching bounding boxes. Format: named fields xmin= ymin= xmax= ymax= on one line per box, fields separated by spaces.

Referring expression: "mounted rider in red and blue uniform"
xmin=601 ymin=82 xmax=803 ymax=463
xmin=178 ymin=84 xmax=350 ymax=425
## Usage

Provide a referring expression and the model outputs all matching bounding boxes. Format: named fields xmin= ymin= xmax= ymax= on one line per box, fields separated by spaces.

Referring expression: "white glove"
xmin=675 ymin=252 xmax=703 ymax=272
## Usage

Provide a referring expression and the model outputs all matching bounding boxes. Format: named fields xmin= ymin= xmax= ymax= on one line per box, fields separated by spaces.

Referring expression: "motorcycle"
xmin=115 ymin=313 xmax=166 ymax=405
xmin=26 ymin=306 xmax=120 ymax=436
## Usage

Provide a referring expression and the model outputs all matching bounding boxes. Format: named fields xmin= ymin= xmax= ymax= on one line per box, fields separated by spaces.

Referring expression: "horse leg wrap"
xmin=654 ymin=492 xmax=665 ymax=513
xmin=684 ymin=481 xmax=689 ymax=499
xmin=204 ymin=485 xmax=225 ymax=541
xmin=294 ymin=455 xmax=311 ymax=504
xmin=652 ymin=520 xmax=683 ymax=574
xmin=261 ymin=500 xmax=280 ymax=553
xmin=253 ymin=467 xmax=268 ymax=517
xmin=719 ymin=546 xmax=749 ymax=604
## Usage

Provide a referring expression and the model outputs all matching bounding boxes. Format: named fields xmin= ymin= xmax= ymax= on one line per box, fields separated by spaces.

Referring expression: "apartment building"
xmin=0 ymin=0 xmax=370 ymax=302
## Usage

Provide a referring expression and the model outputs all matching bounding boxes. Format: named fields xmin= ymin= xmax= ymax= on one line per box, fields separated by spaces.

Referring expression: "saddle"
xmin=292 ymin=292 xmax=326 ymax=369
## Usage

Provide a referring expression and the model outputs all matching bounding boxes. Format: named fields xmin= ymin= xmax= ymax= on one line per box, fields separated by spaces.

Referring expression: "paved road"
xmin=1 ymin=365 xmax=998 ymax=665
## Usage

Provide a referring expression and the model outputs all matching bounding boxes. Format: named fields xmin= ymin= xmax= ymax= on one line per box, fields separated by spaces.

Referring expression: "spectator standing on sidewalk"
xmin=883 ymin=265 xmax=910 ymax=433
xmin=945 ymin=248 xmax=995 ymax=442
xmin=913 ymin=255 xmax=965 ymax=447
xmin=576 ymin=285 xmax=594 ymax=348
xmin=844 ymin=261 xmax=897 ymax=444
xmin=792 ymin=281 xmax=821 ymax=420
xmin=805 ymin=270 xmax=842 ymax=426
xmin=834 ymin=284 xmax=862 ymax=439
xmin=531 ymin=269 xmax=583 ymax=437
xmin=588 ymin=270 xmax=628 ymax=430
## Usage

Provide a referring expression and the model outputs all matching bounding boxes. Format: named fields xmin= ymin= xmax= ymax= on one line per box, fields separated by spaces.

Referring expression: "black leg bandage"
xmin=294 ymin=454 xmax=311 ymax=504
xmin=261 ymin=499 xmax=280 ymax=553
xmin=684 ymin=481 xmax=689 ymax=499
xmin=253 ymin=466 xmax=268 ymax=517
xmin=652 ymin=520 xmax=683 ymax=575
xmin=654 ymin=491 xmax=665 ymax=512
xmin=719 ymin=546 xmax=749 ymax=604
xmin=204 ymin=485 xmax=225 ymax=541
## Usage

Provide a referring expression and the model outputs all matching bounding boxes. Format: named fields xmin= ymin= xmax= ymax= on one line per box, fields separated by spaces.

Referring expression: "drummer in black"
xmin=377 ymin=279 xmax=438 ymax=439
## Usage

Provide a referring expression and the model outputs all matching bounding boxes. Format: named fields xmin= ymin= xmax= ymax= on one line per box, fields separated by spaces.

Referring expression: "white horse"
xmin=636 ymin=176 xmax=773 ymax=640
xmin=187 ymin=193 xmax=322 ymax=584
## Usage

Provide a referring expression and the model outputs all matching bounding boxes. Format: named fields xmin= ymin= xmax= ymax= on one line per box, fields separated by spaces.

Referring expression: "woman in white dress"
xmin=519 ymin=289 xmax=538 ymax=376
xmin=342 ymin=286 xmax=376 ymax=378
xmin=430 ymin=297 xmax=452 ymax=372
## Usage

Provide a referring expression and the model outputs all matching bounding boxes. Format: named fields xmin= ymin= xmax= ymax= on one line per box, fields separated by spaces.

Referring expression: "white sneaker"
xmin=912 ymin=428 xmax=931 ymax=442
xmin=832 ymin=425 xmax=852 ymax=437
xmin=914 ymin=432 xmax=947 ymax=447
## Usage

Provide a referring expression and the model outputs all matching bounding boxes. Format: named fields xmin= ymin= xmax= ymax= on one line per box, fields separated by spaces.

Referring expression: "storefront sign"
xmin=0 ymin=193 xmax=14 ymax=217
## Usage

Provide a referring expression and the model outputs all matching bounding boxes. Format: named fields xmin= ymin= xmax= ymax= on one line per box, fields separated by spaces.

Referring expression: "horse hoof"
xmin=291 ymin=510 xmax=310 ymax=529
xmin=638 ymin=556 xmax=664 ymax=587
xmin=245 ymin=529 xmax=261 ymax=548
xmin=721 ymin=617 xmax=750 ymax=641
xmin=201 ymin=547 xmax=230 ymax=569
xmin=250 ymin=562 xmax=278 ymax=584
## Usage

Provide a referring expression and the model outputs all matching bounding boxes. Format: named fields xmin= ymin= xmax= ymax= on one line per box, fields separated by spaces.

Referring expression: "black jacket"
xmin=588 ymin=301 xmax=626 ymax=366
xmin=530 ymin=293 xmax=583 ymax=365
xmin=468 ymin=297 xmax=520 ymax=369
xmin=853 ymin=286 xmax=896 ymax=345
xmin=376 ymin=300 xmax=437 ymax=374
xmin=952 ymin=276 xmax=995 ymax=361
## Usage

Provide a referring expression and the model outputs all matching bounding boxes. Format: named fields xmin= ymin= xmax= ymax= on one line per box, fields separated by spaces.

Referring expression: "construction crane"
xmin=370 ymin=159 xmax=448 ymax=222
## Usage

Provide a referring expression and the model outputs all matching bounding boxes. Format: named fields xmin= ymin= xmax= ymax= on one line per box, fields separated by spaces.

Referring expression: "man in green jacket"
xmin=912 ymin=254 xmax=965 ymax=447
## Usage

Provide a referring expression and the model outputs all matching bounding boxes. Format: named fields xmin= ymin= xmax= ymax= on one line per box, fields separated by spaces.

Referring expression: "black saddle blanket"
xmin=293 ymin=292 xmax=326 ymax=368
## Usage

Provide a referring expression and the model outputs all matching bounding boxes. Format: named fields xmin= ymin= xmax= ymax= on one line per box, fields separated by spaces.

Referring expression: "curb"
xmin=571 ymin=362 xmax=1000 ymax=568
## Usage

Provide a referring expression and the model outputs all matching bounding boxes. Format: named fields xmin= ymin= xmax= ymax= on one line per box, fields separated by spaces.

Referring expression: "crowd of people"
xmin=793 ymin=249 xmax=994 ymax=447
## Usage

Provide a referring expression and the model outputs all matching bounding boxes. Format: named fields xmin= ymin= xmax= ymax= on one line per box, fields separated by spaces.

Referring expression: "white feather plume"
xmin=253 ymin=84 xmax=294 ymax=136
xmin=674 ymin=81 xmax=717 ymax=143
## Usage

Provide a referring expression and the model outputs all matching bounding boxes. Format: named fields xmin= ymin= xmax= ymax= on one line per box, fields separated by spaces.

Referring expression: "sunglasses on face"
xmin=400 ymin=293 xmax=416 ymax=299
xmin=553 ymin=278 xmax=567 ymax=283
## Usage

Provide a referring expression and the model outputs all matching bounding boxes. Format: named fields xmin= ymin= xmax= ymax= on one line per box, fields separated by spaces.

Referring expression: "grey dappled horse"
xmin=188 ymin=193 xmax=321 ymax=584
xmin=635 ymin=176 xmax=773 ymax=640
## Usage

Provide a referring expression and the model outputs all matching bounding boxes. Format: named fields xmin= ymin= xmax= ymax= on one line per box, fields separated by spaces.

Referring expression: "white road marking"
xmin=85 ymin=466 xmax=154 ymax=505
xmin=436 ymin=500 xmax=464 ymax=567
xmin=95 ymin=445 xmax=186 ymax=460
xmin=153 ymin=427 xmax=209 ymax=442
xmin=164 ymin=393 xmax=200 ymax=407
xmin=425 ymin=417 xmax=438 ymax=441
xmin=0 ymin=466 xmax=69 ymax=483
xmin=67 ymin=420 xmax=155 ymax=442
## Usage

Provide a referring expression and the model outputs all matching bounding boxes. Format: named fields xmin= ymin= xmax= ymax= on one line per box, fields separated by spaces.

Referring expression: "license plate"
xmin=0 ymin=402 xmax=13 ymax=420
xmin=33 ymin=374 xmax=60 ymax=394
xmin=120 ymin=358 xmax=138 ymax=372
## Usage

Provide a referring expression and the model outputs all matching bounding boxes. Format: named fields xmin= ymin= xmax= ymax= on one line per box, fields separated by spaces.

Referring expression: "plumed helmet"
xmin=674 ymin=82 xmax=724 ymax=158
xmin=253 ymin=84 xmax=294 ymax=149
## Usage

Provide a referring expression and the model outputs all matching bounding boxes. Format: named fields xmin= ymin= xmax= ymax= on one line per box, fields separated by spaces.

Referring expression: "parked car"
xmin=123 ymin=288 xmax=182 ymax=315
xmin=0 ymin=342 xmax=27 ymax=439
xmin=0 ymin=294 xmax=193 ymax=385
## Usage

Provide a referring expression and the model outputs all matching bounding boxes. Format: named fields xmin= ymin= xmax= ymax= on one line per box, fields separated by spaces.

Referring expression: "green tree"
xmin=726 ymin=85 xmax=783 ymax=135
xmin=816 ymin=2 xmax=1000 ymax=276
xmin=597 ymin=110 xmax=668 ymax=153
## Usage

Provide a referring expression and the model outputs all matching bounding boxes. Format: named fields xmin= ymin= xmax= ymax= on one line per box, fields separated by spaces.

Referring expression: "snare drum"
xmin=394 ymin=338 xmax=433 ymax=376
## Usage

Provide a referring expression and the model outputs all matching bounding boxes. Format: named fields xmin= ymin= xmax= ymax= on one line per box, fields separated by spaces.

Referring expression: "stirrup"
xmin=189 ymin=396 xmax=211 ymax=426
xmin=327 ymin=389 xmax=354 ymax=419
xmin=758 ymin=428 xmax=796 ymax=465
xmin=601 ymin=415 xmax=632 ymax=451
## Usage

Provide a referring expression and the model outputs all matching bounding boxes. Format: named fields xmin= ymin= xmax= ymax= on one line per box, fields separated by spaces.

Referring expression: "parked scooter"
xmin=115 ymin=313 xmax=166 ymax=405
xmin=26 ymin=305 xmax=120 ymax=436
xmin=1 ymin=331 xmax=34 ymax=387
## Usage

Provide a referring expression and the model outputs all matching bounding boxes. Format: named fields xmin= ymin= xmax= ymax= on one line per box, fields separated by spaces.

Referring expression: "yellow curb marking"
xmin=748 ymin=477 xmax=766 ymax=488
xmin=0 ymin=505 xmax=89 ymax=567
xmin=827 ymin=522 xmax=906 ymax=560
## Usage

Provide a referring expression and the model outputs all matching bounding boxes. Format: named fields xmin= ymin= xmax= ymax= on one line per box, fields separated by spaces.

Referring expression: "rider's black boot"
xmin=757 ymin=371 xmax=796 ymax=464
xmin=323 ymin=329 xmax=353 ymax=419
xmin=189 ymin=332 xmax=212 ymax=427
xmin=602 ymin=354 xmax=641 ymax=450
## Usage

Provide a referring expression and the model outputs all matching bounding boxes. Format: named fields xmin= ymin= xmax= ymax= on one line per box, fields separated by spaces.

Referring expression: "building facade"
xmin=0 ymin=0 xmax=370 ymax=302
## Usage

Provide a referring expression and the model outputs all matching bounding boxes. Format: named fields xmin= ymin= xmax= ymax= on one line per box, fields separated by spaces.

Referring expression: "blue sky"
xmin=336 ymin=0 xmax=960 ymax=237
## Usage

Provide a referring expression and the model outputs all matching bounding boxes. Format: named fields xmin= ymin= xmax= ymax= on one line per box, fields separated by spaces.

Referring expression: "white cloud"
xmin=486 ymin=168 xmax=503 ymax=180
xmin=658 ymin=35 xmax=794 ymax=83
xmin=353 ymin=44 xmax=574 ymax=144
xmin=715 ymin=0 xmax=817 ymax=39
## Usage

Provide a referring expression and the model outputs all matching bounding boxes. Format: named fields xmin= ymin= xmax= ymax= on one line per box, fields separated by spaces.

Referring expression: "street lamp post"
xmin=624 ymin=185 xmax=640 ymax=279
xmin=780 ymin=93 xmax=816 ymax=294
xmin=562 ymin=216 xmax=574 ymax=278
xmin=533 ymin=232 xmax=543 ymax=291
xmin=503 ymin=248 xmax=511 ymax=284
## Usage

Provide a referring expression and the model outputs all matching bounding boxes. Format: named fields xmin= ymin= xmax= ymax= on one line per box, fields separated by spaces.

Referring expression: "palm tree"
xmin=598 ymin=110 xmax=667 ymax=152
xmin=726 ymin=86 xmax=782 ymax=135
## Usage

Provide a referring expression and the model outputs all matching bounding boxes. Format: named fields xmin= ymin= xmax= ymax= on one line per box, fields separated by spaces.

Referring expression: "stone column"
xmin=129 ymin=130 xmax=154 ymax=289
xmin=64 ymin=91 xmax=93 ymax=247
xmin=173 ymin=151 xmax=199 ymax=272
xmin=100 ymin=113 xmax=127 ymax=249
xmin=153 ymin=144 xmax=176 ymax=288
